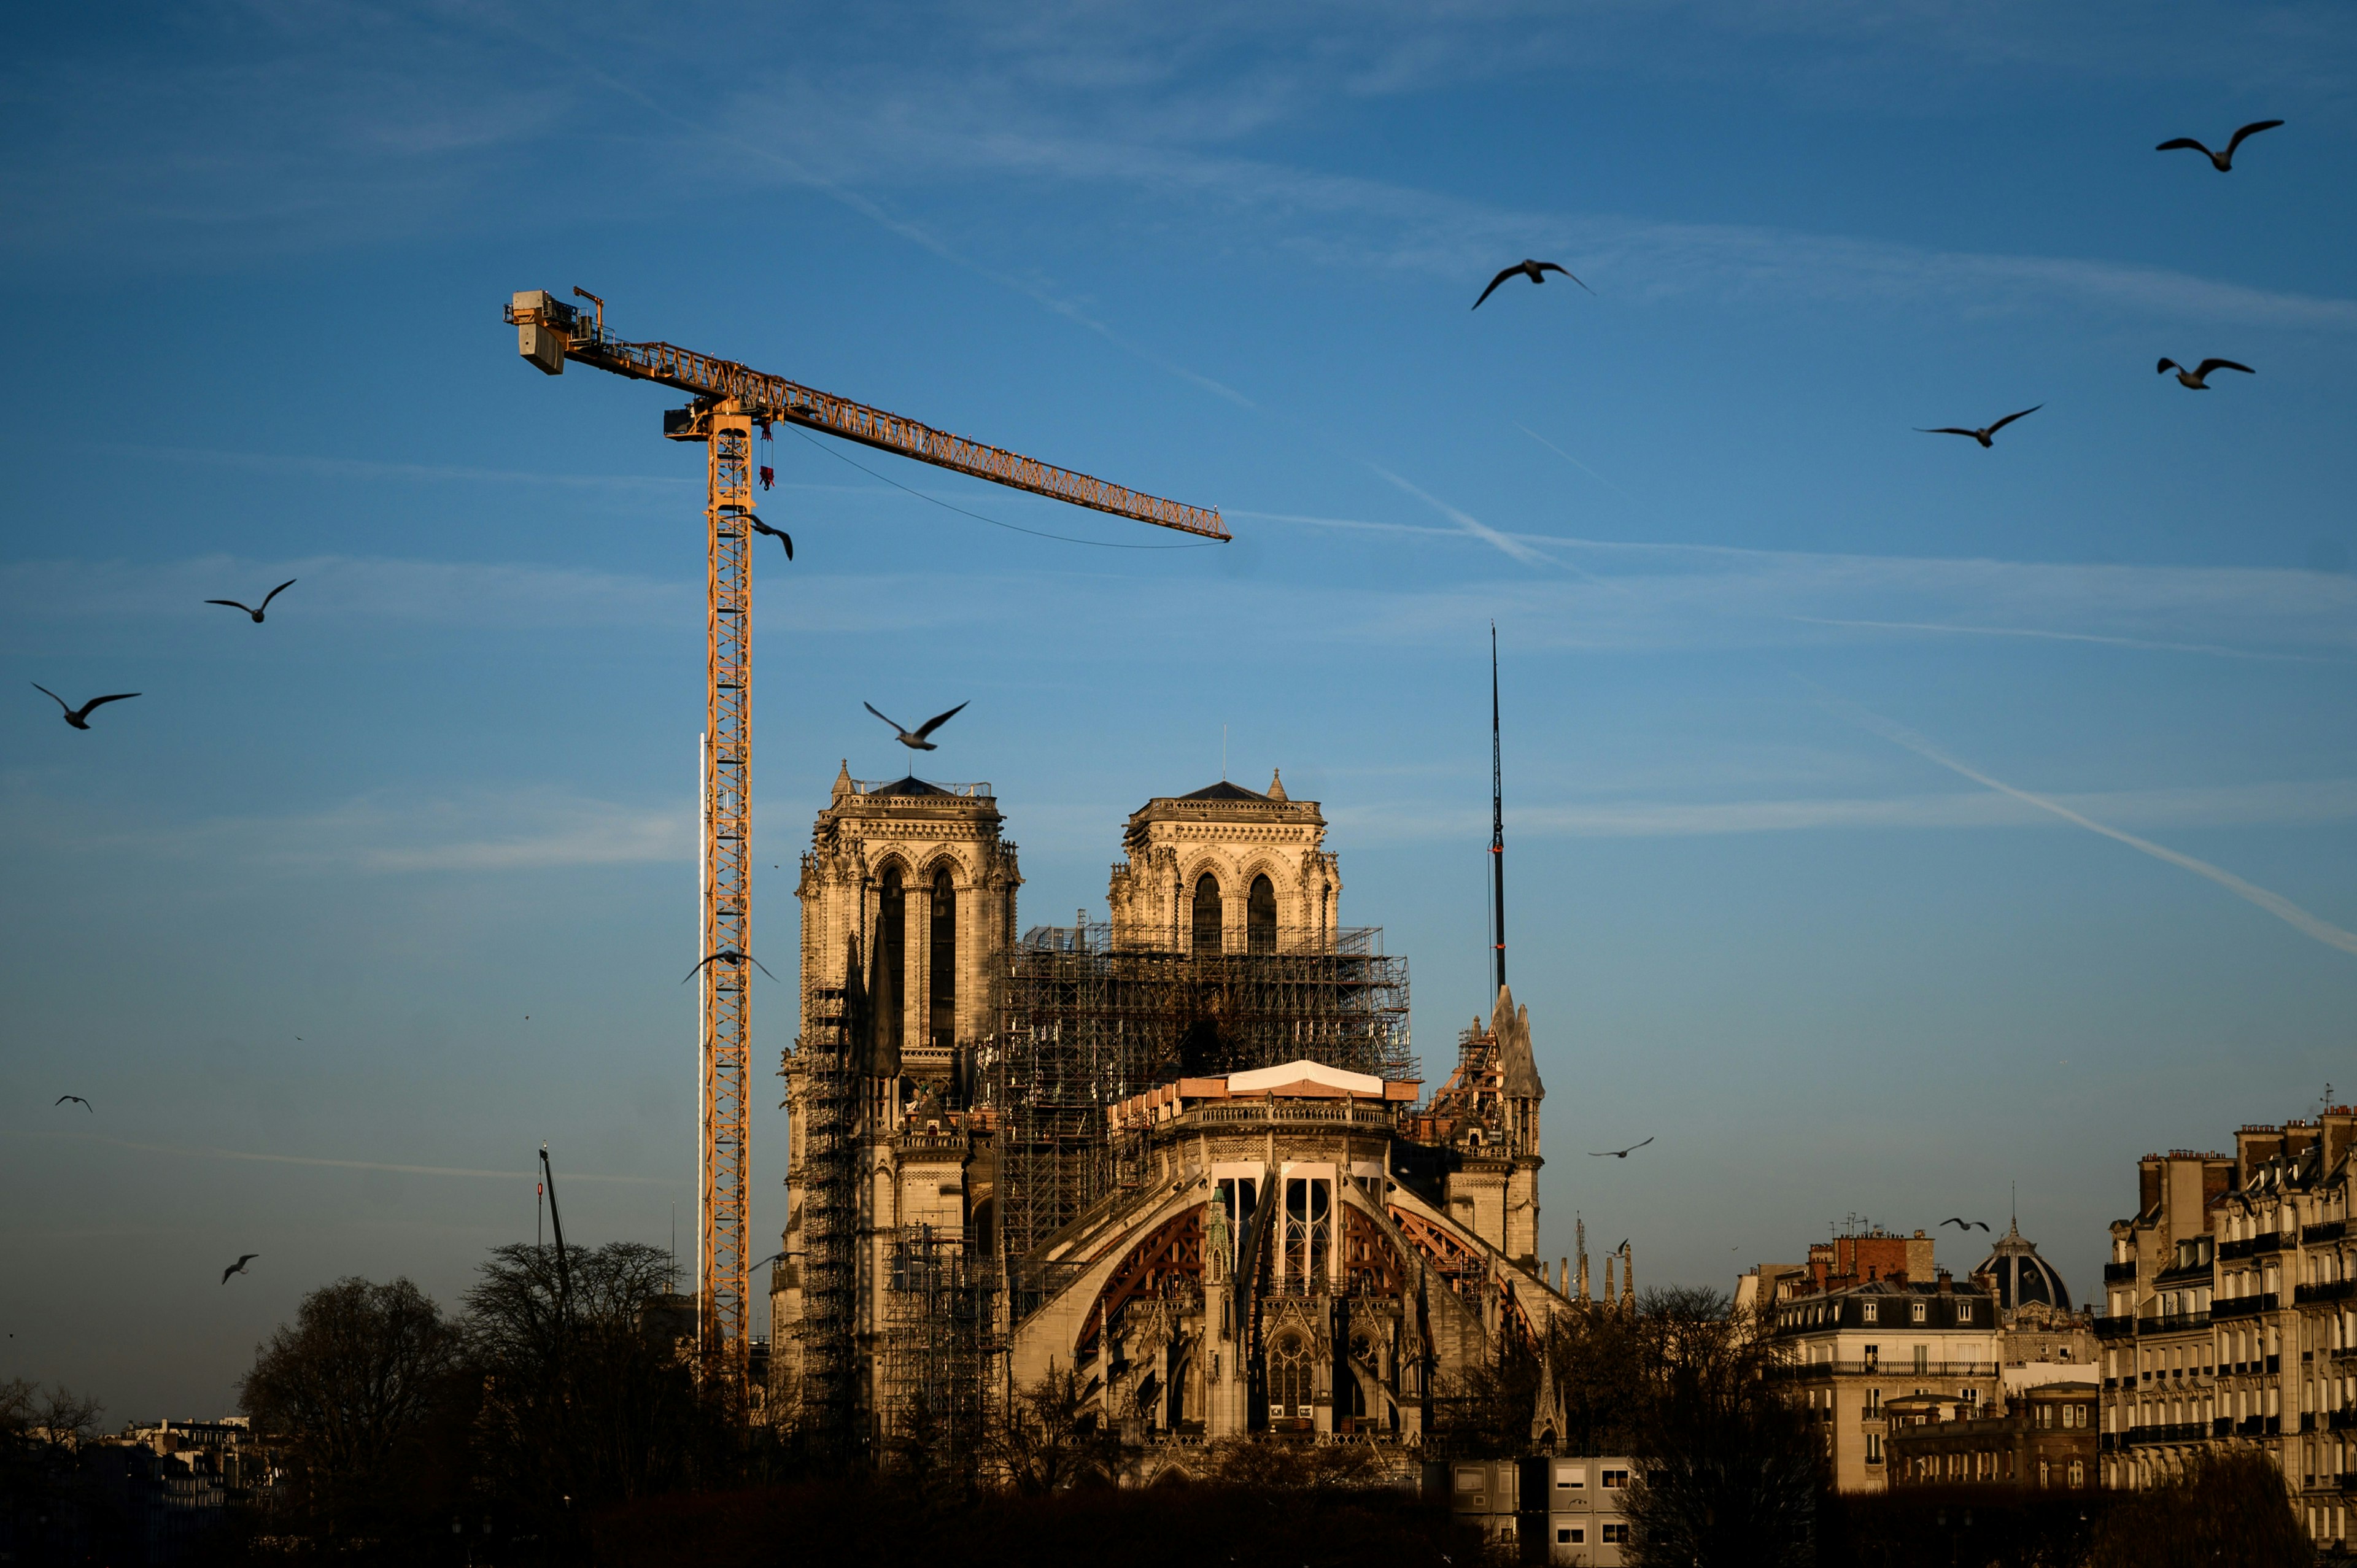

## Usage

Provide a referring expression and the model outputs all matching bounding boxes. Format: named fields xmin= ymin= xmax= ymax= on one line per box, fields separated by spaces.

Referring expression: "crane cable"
xmin=786 ymin=426 xmax=1218 ymax=550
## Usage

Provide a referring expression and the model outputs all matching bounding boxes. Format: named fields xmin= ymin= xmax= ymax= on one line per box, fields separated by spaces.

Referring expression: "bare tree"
xmin=238 ymin=1275 xmax=463 ymax=1540
xmin=1613 ymin=1288 xmax=1819 ymax=1568
xmin=2085 ymin=1446 xmax=2310 ymax=1568
xmin=463 ymin=1240 xmax=721 ymax=1531
xmin=991 ymin=1362 xmax=1115 ymax=1495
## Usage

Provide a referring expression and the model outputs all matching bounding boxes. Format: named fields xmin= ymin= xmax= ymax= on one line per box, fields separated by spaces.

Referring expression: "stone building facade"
xmin=1884 ymin=1381 xmax=2099 ymax=1491
xmin=2096 ymin=1109 xmax=2357 ymax=1551
xmin=771 ymin=769 xmax=1568 ymax=1460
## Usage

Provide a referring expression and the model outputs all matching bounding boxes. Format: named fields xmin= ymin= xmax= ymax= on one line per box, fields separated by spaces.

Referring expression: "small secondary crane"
xmin=503 ymin=287 xmax=1225 ymax=1396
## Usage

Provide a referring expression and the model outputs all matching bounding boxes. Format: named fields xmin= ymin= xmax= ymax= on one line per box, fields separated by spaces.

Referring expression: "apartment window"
xmin=1864 ymin=1301 xmax=1879 ymax=1324
xmin=1601 ymin=1469 xmax=1630 ymax=1490
xmin=1911 ymin=1301 xmax=1927 ymax=1324
xmin=1557 ymin=1528 xmax=1584 ymax=1545
xmin=1603 ymin=1525 xmax=1631 ymax=1545
xmin=2068 ymin=1460 xmax=2086 ymax=1488
xmin=1957 ymin=1301 xmax=1972 ymax=1323
xmin=1913 ymin=1346 xmax=1929 ymax=1374
xmin=1556 ymin=1466 xmax=1585 ymax=1489
xmin=1867 ymin=1387 xmax=1882 ymax=1415
xmin=1453 ymin=1467 xmax=1484 ymax=1493
xmin=1865 ymin=1433 xmax=1883 ymax=1463
xmin=1864 ymin=1344 xmax=1880 ymax=1370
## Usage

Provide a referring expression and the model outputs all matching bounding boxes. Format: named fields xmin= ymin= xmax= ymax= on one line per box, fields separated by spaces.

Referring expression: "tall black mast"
xmin=1490 ymin=622 xmax=1506 ymax=997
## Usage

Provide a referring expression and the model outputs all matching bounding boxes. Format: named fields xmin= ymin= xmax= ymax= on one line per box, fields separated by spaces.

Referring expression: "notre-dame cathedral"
xmin=769 ymin=765 xmax=1593 ymax=1461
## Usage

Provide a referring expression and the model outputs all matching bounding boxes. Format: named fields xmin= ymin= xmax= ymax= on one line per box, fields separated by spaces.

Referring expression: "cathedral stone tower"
xmin=1107 ymin=771 xmax=1341 ymax=952
xmin=773 ymin=763 xmax=1020 ymax=1435
xmin=795 ymin=762 xmax=1020 ymax=1091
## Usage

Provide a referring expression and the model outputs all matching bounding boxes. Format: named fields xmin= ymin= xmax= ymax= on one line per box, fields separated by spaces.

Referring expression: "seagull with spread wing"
xmin=205 ymin=579 xmax=297 ymax=623
xmin=1940 ymin=1216 xmax=1991 ymax=1232
xmin=55 ymin=1095 xmax=92 ymax=1113
xmin=1917 ymin=406 xmax=2041 ymax=449
xmin=682 ymin=949 xmax=780 ymax=985
xmin=750 ymin=518 xmax=793 ymax=560
xmin=32 ymin=684 xmax=140 ymax=730
xmin=222 ymin=1254 xmax=258 ymax=1284
xmin=1473 ymin=259 xmax=1592 ymax=310
xmin=2158 ymin=357 xmax=2253 ymax=390
xmin=1589 ymin=1137 xmax=1654 ymax=1159
xmin=2156 ymin=120 xmax=2283 ymax=171
xmin=864 ymin=700 xmax=967 ymax=751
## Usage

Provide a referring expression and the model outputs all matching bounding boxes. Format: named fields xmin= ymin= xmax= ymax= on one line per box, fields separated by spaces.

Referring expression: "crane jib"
xmin=571 ymin=332 xmax=1227 ymax=541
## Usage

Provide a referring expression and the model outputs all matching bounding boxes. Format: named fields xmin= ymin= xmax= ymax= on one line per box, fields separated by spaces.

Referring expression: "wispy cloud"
xmin=1836 ymin=701 xmax=2357 ymax=959
xmin=1 ymin=784 xmax=692 ymax=875
xmin=5 ymin=1128 xmax=670 ymax=1184
xmin=1328 ymin=775 xmax=2357 ymax=843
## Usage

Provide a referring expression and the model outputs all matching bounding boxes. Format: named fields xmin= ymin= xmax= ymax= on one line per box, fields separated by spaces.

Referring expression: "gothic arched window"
xmin=929 ymin=866 xmax=956 ymax=1054
xmin=1192 ymin=873 xmax=1222 ymax=956
xmin=878 ymin=865 xmax=905 ymax=1057
xmin=1247 ymin=873 xmax=1277 ymax=954
xmin=1268 ymin=1330 xmax=1311 ymax=1423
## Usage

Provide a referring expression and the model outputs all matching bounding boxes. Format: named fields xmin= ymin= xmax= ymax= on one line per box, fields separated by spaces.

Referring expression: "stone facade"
xmin=770 ymin=770 xmax=1565 ymax=1459
xmin=1885 ymin=1381 xmax=2099 ymax=1491
xmin=1107 ymin=774 xmax=1340 ymax=953
xmin=2095 ymin=1109 xmax=2357 ymax=1551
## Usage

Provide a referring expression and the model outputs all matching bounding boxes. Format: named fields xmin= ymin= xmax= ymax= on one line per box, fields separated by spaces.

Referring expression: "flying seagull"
xmin=1940 ymin=1216 xmax=1991 ymax=1232
xmin=1473 ymin=259 xmax=1592 ymax=310
xmin=204 ymin=579 xmax=297 ymax=623
xmin=752 ymin=1251 xmax=789 ymax=1270
xmin=2156 ymin=120 xmax=2283 ymax=171
xmin=54 ymin=1095 xmax=91 ymax=1112
xmin=31 ymin=684 xmax=141 ymax=730
xmin=681 ymin=949 xmax=780 ymax=985
xmin=222 ymin=1254 xmax=258 ymax=1284
xmin=1917 ymin=406 xmax=2041 ymax=448
xmin=864 ymin=700 xmax=967 ymax=751
xmin=2158 ymin=357 xmax=2253 ymax=390
xmin=1589 ymin=1137 xmax=1654 ymax=1159
xmin=750 ymin=518 xmax=793 ymax=560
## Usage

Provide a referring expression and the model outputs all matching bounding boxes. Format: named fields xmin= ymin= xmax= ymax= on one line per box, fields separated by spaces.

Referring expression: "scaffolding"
xmin=877 ymin=1222 xmax=999 ymax=1476
xmin=989 ymin=921 xmax=1412 ymax=1319
xmin=787 ymin=936 xmax=861 ymax=1456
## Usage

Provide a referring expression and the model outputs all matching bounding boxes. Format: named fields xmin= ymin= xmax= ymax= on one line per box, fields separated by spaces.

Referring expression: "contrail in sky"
xmin=7 ymin=1130 xmax=671 ymax=1185
xmin=1368 ymin=465 xmax=1549 ymax=566
xmin=1837 ymin=701 xmax=2357 ymax=959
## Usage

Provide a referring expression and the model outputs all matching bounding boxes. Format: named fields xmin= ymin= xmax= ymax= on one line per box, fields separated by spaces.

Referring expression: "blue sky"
xmin=4 ymin=1 xmax=2355 ymax=1417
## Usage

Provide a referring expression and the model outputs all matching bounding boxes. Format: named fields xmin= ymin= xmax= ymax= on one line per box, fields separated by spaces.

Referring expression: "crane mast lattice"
xmin=502 ymin=287 xmax=1225 ymax=1398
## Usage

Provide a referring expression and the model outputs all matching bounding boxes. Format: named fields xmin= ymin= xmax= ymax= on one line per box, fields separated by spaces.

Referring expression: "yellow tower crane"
xmin=502 ymin=286 xmax=1225 ymax=1395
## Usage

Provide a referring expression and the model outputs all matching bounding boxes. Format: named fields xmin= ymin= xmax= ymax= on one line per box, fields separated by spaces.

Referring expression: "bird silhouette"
xmin=2156 ymin=120 xmax=2283 ymax=171
xmin=222 ymin=1254 xmax=258 ymax=1284
xmin=204 ymin=579 xmax=296 ymax=622
xmin=750 ymin=518 xmax=793 ymax=560
xmin=1589 ymin=1137 xmax=1654 ymax=1159
xmin=1917 ymin=406 xmax=2041 ymax=448
xmin=753 ymin=1251 xmax=789 ymax=1270
xmin=1473 ymin=259 xmax=1591 ymax=309
xmin=681 ymin=949 xmax=780 ymax=985
xmin=32 ymin=684 xmax=141 ymax=730
xmin=2157 ymin=357 xmax=2253 ymax=390
xmin=864 ymin=701 xmax=967 ymax=751
xmin=1940 ymin=1216 xmax=1991 ymax=1232
xmin=54 ymin=1095 xmax=91 ymax=1112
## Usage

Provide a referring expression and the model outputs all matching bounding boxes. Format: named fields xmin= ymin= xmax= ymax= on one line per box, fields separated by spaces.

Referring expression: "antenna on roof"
xmin=1490 ymin=622 xmax=1506 ymax=998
